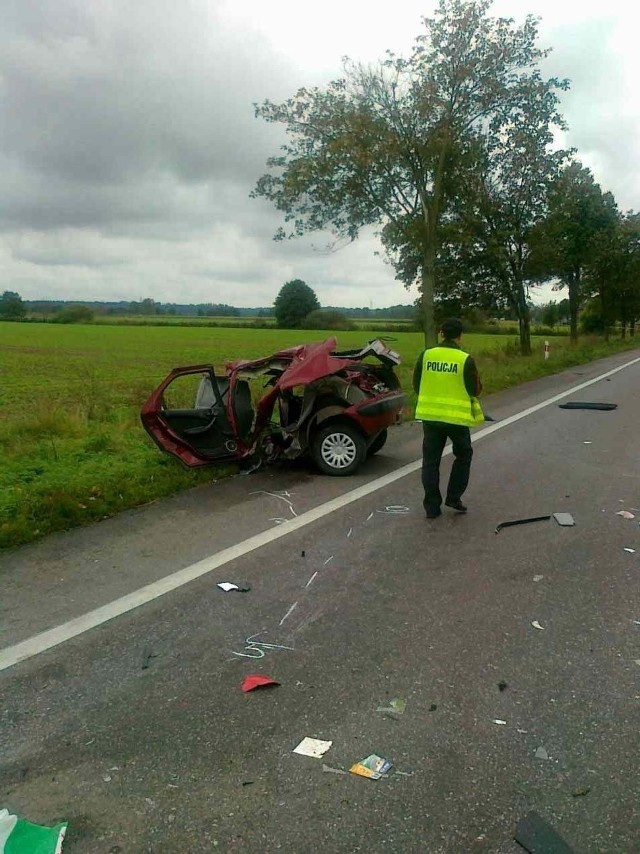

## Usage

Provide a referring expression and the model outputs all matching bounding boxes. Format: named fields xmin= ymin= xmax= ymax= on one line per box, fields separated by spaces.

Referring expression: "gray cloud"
xmin=0 ymin=1 xmax=637 ymax=307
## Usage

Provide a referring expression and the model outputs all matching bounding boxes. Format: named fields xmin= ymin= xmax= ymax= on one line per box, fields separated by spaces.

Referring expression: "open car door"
xmin=141 ymin=365 xmax=246 ymax=467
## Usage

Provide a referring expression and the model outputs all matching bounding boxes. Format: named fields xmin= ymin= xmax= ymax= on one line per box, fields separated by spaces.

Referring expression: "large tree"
xmin=0 ymin=291 xmax=26 ymax=319
xmin=434 ymin=112 xmax=568 ymax=355
xmin=253 ymin=0 xmax=567 ymax=346
xmin=274 ymin=279 xmax=320 ymax=328
xmin=528 ymin=161 xmax=619 ymax=343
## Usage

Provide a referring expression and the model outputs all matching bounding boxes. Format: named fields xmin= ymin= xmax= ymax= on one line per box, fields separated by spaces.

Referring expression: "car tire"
xmin=367 ymin=428 xmax=388 ymax=457
xmin=311 ymin=422 xmax=366 ymax=477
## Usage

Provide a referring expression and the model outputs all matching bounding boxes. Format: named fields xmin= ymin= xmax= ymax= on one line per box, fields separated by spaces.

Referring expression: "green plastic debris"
xmin=376 ymin=698 xmax=407 ymax=719
xmin=0 ymin=809 xmax=67 ymax=853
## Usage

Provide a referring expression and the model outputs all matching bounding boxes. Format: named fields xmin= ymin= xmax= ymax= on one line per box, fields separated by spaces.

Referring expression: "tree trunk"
xmin=421 ymin=247 xmax=437 ymax=348
xmin=600 ymin=286 xmax=609 ymax=342
xmin=420 ymin=129 xmax=450 ymax=348
xmin=621 ymin=319 xmax=627 ymax=339
xmin=568 ymin=270 xmax=579 ymax=345
xmin=515 ymin=279 xmax=532 ymax=356
xmin=631 ymin=319 xmax=636 ymax=337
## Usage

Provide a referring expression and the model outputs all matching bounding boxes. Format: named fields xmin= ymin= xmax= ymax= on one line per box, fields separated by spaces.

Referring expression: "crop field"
xmin=1 ymin=321 xmax=636 ymax=549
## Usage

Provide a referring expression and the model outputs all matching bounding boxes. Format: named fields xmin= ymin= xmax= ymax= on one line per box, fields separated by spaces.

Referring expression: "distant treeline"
xmin=23 ymin=299 xmax=416 ymax=319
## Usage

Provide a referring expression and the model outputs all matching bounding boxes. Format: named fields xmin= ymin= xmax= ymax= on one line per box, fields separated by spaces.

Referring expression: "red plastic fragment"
xmin=241 ymin=675 xmax=279 ymax=693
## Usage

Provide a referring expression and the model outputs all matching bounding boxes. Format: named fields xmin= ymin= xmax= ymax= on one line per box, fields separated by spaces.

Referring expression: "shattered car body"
xmin=141 ymin=338 xmax=407 ymax=476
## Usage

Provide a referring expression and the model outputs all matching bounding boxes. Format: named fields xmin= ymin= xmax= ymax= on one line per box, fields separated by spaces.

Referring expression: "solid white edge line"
xmin=1 ymin=353 xmax=639 ymax=673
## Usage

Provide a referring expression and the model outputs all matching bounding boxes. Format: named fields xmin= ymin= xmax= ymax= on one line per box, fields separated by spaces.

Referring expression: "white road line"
xmin=1 ymin=354 xmax=638 ymax=673
xmin=279 ymin=602 xmax=298 ymax=626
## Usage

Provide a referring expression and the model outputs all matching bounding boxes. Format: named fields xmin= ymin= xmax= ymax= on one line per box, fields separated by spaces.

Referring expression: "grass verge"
xmin=1 ymin=322 xmax=637 ymax=551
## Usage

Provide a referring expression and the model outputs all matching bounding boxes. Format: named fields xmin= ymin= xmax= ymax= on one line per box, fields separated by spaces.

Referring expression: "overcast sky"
xmin=1 ymin=0 xmax=638 ymax=308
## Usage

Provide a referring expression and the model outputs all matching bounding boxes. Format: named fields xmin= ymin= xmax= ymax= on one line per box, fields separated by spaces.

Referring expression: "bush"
xmin=301 ymin=309 xmax=356 ymax=331
xmin=51 ymin=305 xmax=95 ymax=324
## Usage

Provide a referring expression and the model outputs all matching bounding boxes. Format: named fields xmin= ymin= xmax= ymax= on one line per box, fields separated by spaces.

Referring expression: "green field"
xmin=1 ymin=322 xmax=636 ymax=549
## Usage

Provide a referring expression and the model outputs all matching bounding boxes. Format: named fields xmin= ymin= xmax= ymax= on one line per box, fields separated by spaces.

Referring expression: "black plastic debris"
xmin=498 ymin=680 xmax=508 ymax=692
xmin=495 ymin=516 xmax=551 ymax=534
xmin=558 ymin=402 xmax=617 ymax=411
xmin=514 ymin=812 xmax=576 ymax=854
xmin=141 ymin=651 xmax=158 ymax=670
xmin=429 ymin=704 xmax=438 ymax=712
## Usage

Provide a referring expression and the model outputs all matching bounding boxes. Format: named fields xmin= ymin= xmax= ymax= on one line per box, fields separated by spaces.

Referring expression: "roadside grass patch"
xmin=1 ymin=322 xmax=637 ymax=550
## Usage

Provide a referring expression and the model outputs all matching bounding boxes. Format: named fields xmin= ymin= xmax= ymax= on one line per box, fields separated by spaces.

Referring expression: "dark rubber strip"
xmin=514 ymin=811 xmax=577 ymax=853
xmin=558 ymin=402 xmax=617 ymax=411
xmin=495 ymin=515 xmax=551 ymax=534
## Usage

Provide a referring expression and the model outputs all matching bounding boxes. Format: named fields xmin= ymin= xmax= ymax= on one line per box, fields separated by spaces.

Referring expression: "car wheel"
xmin=367 ymin=428 xmax=388 ymax=458
xmin=311 ymin=422 xmax=366 ymax=477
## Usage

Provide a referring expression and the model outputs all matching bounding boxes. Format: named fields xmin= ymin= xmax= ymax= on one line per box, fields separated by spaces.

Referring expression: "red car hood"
xmin=228 ymin=338 xmax=359 ymax=390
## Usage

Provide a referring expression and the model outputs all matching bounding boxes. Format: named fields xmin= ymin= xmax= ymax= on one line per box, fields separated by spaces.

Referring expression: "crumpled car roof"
xmin=227 ymin=338 xmax=361 ymax=390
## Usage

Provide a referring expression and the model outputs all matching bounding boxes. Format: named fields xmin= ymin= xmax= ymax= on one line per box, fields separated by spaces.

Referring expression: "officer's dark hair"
xmin=440 ymin=317 xmax=463 ymax=339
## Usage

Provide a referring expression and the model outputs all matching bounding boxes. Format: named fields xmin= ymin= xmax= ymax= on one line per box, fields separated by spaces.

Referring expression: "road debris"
xmin=217 ymin=582 xmax=251 ymax=592
xmin=347 ymin=528 xmax=353 ymax=538
xmin=531 ymin=621 xmax=545 ymax=631
xmin=279 ymin=602 xmax=298 ymax=626
xmin=553 ymin=512 xmax=575 ymax=527
xmin=495 ymin=516 xmax=551 ymax=534
xmin=241 ymin=675 xmax=279 ymax=693
xmin=533 ymin=575 xmax=544 ymax=582
xmin=624 ymin=548 xmax=636 ymax=554
xmin=141 ymin=650 xmax=158 ymax=670
xmin=498 ymin=681 xmax=508 ymax=692
xmin=322 ymin=764 xmax=347 ymax=775
xmin=514 ymin=810 xmax=576 ymax=853
xmin=231 ymin=634 xmax=294 ymax=659
xmin=376 ymin=698 xmax=407 ymax=719
xmin=572 ymin=787 xmax=590 ymax=798
xmin=366 ymin=512 xmax=374 ymax=521
xmin=350 ymin=754 xmax=393 ymax=780
xmin=535 ymin=746 xmax=550 ymax=760
xmin=558 ymin=402 xmax=617 ymax=411
xmin=492 ymin=719 xmax=507 ymax=725
xmin=0 ymin=809 xmax=67 ymax=853
xmin=616 ymin=510 xmax=635 ymax=520
xmin=377 ymin=505 xmax=411 ymax=515
xmin=293 ymin=737 xmax=333 ymax=759
xmin=269 ymin=518 xmax=288 ymax=526
xmin=429 ymin=704 xmax=438 ymax=712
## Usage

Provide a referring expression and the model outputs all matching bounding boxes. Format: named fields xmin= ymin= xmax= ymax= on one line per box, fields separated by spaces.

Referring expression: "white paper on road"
xmin=531 ymin=620 xmax=545 ymax=630
xmin=293 ymin=737 xmax=333 ymax=758
xmin=217 ymin=582 xmax=239 ymax=592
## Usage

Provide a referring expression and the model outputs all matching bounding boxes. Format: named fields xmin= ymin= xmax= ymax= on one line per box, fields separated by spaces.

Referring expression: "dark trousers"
xmin=421 ymin=422 xmax=473 ymax=513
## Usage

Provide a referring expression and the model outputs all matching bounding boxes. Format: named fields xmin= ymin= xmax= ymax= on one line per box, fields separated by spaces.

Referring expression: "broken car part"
xmin=240 ymin=675 xmax=279 ymax=693
xmin=514 ymin=811 xmax=576 ymax=854
xmin=558 ymin=402 xmax=617 ymax=411
xmin=553 ymin=512 xmax=575 ymax=527
xmin=495 ymin=516 xmax=551 ymax=534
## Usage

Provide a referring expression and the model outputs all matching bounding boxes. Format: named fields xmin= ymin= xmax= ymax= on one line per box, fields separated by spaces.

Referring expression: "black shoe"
xmin=445 ymin=500 xmax=467 ymax=513
xmin=425 ymin=508 xmax=442 ymax=519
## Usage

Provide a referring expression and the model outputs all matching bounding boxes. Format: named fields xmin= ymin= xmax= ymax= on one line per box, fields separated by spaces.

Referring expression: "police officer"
xmin=413 ymin=318 xmax=484 ymax=519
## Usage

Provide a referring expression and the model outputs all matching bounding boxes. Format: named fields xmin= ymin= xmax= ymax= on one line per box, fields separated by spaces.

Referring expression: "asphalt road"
xmin=1 ymin=349 xmax=640 ymax=854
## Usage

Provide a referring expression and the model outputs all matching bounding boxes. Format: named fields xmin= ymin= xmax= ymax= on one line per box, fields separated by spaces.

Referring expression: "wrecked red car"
xmin=141 ymin=338 xmax=407 ymax=476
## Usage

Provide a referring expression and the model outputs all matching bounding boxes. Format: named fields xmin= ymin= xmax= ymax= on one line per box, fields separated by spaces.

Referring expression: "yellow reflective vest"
xmin=415 ymin=346 xmax=484 ymax=426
